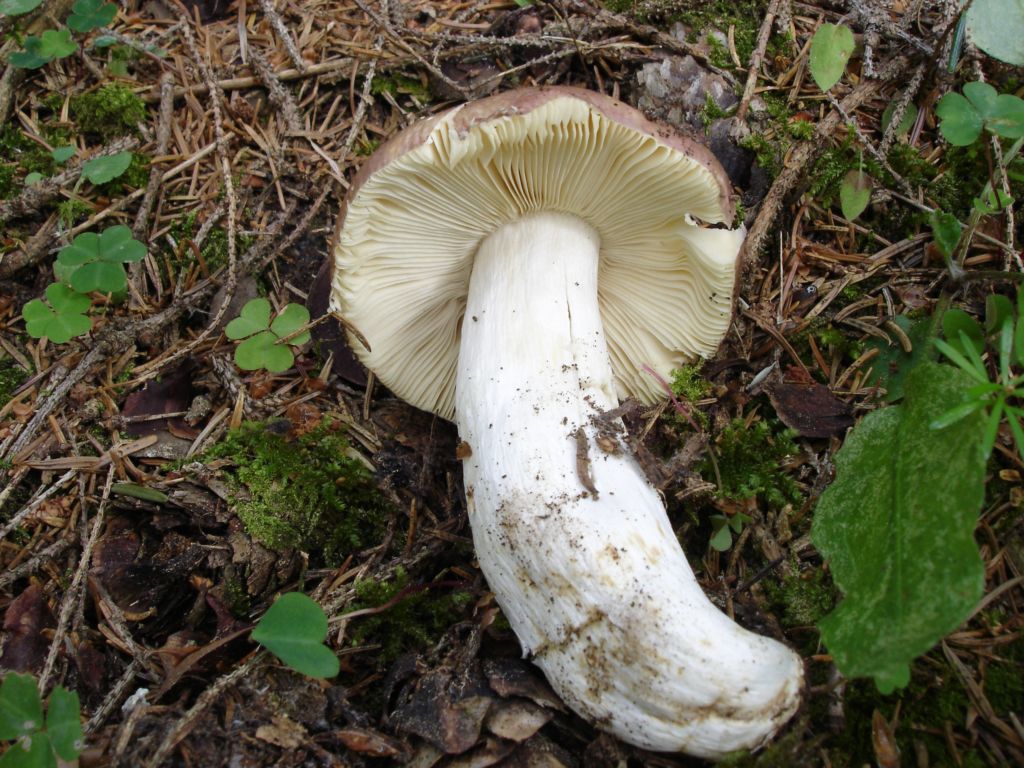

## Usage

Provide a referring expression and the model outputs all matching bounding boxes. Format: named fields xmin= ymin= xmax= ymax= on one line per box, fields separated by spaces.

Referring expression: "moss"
xmin=348 ymin=567 xmax=473 ymax=665
xmin=674 ymin=0 xmax=765 ymax=66
xmin=982 ymin=636 xmax=1024 ymax=716
xmin=370 ymin=74 xmax=431 ymax=102
xmin=670 ymin=363 xmax=711 ymax=402
xmin=0 ymin=124 xmax=54 ymax=177
xmin=740 ymin=133 xmax=782 ymax=178
xmin=706 ymin=418 xmax=801 ymax=508
xmin=204 ymin=419 xmax=391 ymax=565
xmin=763 ymin=563 xmax=835 ymax=629
xmin=70 ymin=84 xmax=147 ymax=140
xmin=167 ymin=211 xmax=249 ymax=274
xmin=57 ymin=198 xmax=92 ymax=227
xmin=0 ymin=164 xmax=16 ymax=199
xmin=699 ymin=92 xmax=732 ymax=130
xmin=0 ymin=358 xmax=29 ymax=409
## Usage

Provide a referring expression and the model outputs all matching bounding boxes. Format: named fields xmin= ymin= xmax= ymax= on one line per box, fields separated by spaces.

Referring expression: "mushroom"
xmin=330 ymin=87 xmax=802 ymax=758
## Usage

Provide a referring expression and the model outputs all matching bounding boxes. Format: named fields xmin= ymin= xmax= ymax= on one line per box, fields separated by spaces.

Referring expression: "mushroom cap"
xmin=330 ymin=86 xmax=744 ymax=419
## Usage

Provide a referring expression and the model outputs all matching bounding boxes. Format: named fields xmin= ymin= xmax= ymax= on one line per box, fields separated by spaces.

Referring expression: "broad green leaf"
xmin=270 ymin=303 xmax=311 ymax=345
xmin=80 ymin=151 xmax=132 ymax=185
xmin=251 ymin=593 xmax=339 ymax=679
xmin=966 ymin=0 xmax=1024 ymax=65
xmin=0 ymin=675 xmax=43 ymax=740
xmin=0 ymin=731 xmax=54 ymax=768
xmin=962 ymin=81 xmax=999 ymax=116
xmin=839 ymin=169 xmax=871 ymax=221
xmin=9 ymin=29 xmax=77 ymax=69
xmin=935 ymin=92 xmax=983 ymax=146
xmin=1016 ymin=315 xmax=1024 ymax=366
xmin=225 ymin=298 xmax=272 ymax=340
xmin=58 ymin=227 xmax=145 ymax=293
xmin=941 ymin=309 xmax=984 ymax=357
xmin=94 ymin=225 xmax=145 ymax=263
xmin=235 ymin=331 xmax=294 ymax=372
xmin=22 ymin=172 xmax=43 ymax=186
xmin=111 ymin=483 xmax=168 ymax=502
xmin=809 ymin=23 xmax=854 ymax=91
xmin=0 ymin=0 xmax=43 ymax=14
xmin=8 ymin=43 xmax=48 ymax=69
xmin=45 ymin=687 xmax=82 ymax=761
xmin=864 ymin=315 xmax=936 ymax=402
xmin=66 ymin=0 xmax=116 ymax=32
xmin=929 ymin=209 xmax=961 ymax=260
xmin=812 ymin=362 xmax=986 ymax=693
xmin=881 ymin=103 xmax=918 ymax=136
xmin=50 ymin=146 xmax=75 ymax=164
xmin=987 ymin=93 xmax=1024 ymax=138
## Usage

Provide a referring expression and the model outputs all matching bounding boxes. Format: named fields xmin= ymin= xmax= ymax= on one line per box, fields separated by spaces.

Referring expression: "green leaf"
xmin=80 ymin=151 xmax=132 ymax=185
xmin=987 ymin=93 xmax=1024 ymax=138
xmin=881 ymin=103 xmax=918 ymax=136
xmin=270 ymin=303 xmax=311 ymax=345
xmin=1015 ymin=315 xmax=1024 ymax=367
xmin=709 ymin=523 xmax=732 ymax=552
xmin=23 ymin=284 xmax=92 ymax=343
xmin=935 ymin=92 xmax=983 ymax=146
xmin=50 ymin=146 xmax=75 ymax=164
xmin=839 ymin=169 xmax=871 ymax=221
xmin=225 ymin=298 xmax=272 ymax=340
xmin=0 ymin=0 xmax=44 ymax=15
xmin=36 ymin=28 xmax=77 ymax=59
xmin=809 ymin=23 xmax=854 ymax=91
xmin=251 ymin=593 xmax=340 ymax=679
xmin=966 ymin=0 xmax=1024 ymax=66
xmin=963 ymin=81 xmax=999 ymax=116
xmin=58 ymin=227 xmax=145 ymax=294
xmin=0 ymin=675 xmax=43 ymax=740
xmin=45 ymin=687 xmax=82 ymax=761
xmin=69 ymin=260 xmax=126 ymax=294
xmin=864 ymin=315 xmax=936 ymax=402
xmin=66 ymin=0 xmax=117 ymax=32
xmin=22 ymin=172 xmax=43 ymax=186
xmin=0 ymin=731 xmax=54 ymax=768
xmin=8 ymin=41 xmax=49 ymax=69
xmin=942 ymin=309 xmax=984 ymax=357
xmin=235 ymin=332 xmax=295 ymax=373
xmin=973 ymin=186 xmax=1014 ymax=214
xmin=812 ymin=362 xmax=986 ymax=693
xmin=110 ymin=483 xmax=168 ymax=502
xmin=929 ymin=209 xmax=961 ymax=260
xmin=985 ymin=294 xmax=1014 ymax=336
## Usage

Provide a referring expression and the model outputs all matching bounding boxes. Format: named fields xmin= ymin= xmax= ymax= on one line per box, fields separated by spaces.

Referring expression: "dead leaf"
xmin=333 ymin=727 xmax=406 ymax=758
xmin=482 ymin=659 xmax=564 ymax=711
xmin=485 ymin=700 xmax=552 ymax=741
xmin=255 ymin=715 xmax=307 ymax=749
xmin=871 ymin=709 xmax=900 ymax=768
xmin=768 ymin=368 xmax=854 ymax=438
xmin=0 ymin=583 xmax=55 ymax=672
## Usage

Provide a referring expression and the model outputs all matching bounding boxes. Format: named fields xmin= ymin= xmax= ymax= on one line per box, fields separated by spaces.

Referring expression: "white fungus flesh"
xmin=331 ymin=88 xmax=804 ymax=758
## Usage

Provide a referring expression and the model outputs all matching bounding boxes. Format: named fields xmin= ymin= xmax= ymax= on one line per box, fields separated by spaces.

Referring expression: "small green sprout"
xmin=935 ymin=81 xmax=1024 ymax=146
xmin=9 ymin=29 xmax=78 ymax=69
xmin=0 ymin=673 xmax=84 ymax=768
xmin=709 ymin=512 xmax=753 ymax=551
xmin=839 ymin=168 xmax=872 ymax=221
xmin=225 ymin=299 xmax=310 ymax=373
xmin=808 ymin=23 xmax=854 ymax=91
xmin=251 ymin=592 xmax=339 ymax=678
xmin=79 ymin=150 xmax=132 ymax=185
xmin=56 ymin=225 xmax=146 ymax=294
xmin=23 ymin=284 xmax=92 ymax=343
xmin=66 ymin=0 xmax=117 ymax=32
xmin=50 ymin=146 xmax=75 ymax=164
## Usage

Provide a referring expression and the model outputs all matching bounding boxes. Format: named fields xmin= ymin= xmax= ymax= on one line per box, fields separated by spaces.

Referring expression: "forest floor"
xmin=0 ymin=0 xmax=1022 ymax=766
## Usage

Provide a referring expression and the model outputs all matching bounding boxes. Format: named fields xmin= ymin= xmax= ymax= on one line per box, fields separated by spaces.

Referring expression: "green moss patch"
xmin=70 ymin=83 xmax=147 ymax=140
xmin=205 ymin=420 xmax=390 ymax=565
xmin=707 ymin=418 xmax=802 ymax=508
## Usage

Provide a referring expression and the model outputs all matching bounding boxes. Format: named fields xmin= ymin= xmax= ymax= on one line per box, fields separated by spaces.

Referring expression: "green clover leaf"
xmin=252 ymin=593 xmax=340 ymax=679
xmin=66 ymin=0 xmax=116 ymax=32
xmin=937 ymin=81 xmax=1024 ymax=145
xmin=0 ymin=0 xmax=42 ymax=14
xmin=80 ymin=150 xmax=132 ymax=185
xmin=57 ymin=226 xmax=146 ymax=295
xmin=9 ymin=28 xmax=78 ymax=69
xmin=0 ymin=674 xmax=43 ymax=740
xmin=45 ymin=688 xmax=82 ymax=762
xmin=936 ymin=92 xmax=983 ymax=146
xmin=226 ymin=299 xmax=309 ymax=372
xmin=23 ymin=284 xmax=92 ymax=343
xmin=225 ymin=298 xmax=272 ymax=340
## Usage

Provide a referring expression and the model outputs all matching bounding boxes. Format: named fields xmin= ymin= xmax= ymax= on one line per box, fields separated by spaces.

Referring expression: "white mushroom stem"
xmin=455 ymin=211 xmax=803 ymax=758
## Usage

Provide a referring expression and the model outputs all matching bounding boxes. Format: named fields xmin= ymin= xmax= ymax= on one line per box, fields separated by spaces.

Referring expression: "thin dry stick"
xmin=248 ymin=47 xmax=303 ymax=134
xmin=878 ymin=63 xmax=926 ymax=156
xmin=735 ymin=0 xmax=785 ymax=124
xmin=38 ymin=465 xmax=116 ymax=692
xmin=255 ymin=0 xmax=306 ymax=71
xmin=84 ymin=659 xmax=145 ymax=736
xmin=0 ymin=537 xmax=73 ymax=589
xmin=0 ymin=215 xmax=59 ymax=279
